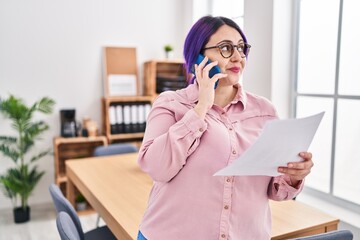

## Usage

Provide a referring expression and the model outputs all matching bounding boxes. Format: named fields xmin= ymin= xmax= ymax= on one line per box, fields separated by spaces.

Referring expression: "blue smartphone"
xmin=192 ymin=54 xmax=221 ymax=89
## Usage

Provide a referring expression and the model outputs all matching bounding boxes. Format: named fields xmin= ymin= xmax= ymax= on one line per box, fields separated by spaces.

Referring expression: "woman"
xmin=137 ymin=15 xmax=313 ymax=240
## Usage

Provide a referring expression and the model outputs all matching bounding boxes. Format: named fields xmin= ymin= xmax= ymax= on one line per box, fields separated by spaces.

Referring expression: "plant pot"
xmin=165 ymin=51 xmax=174 ymax=59
xmin=76 ymin=202 xmax=87 ymax=211
xmin=13 ymin=206 xmax=30 ymax=223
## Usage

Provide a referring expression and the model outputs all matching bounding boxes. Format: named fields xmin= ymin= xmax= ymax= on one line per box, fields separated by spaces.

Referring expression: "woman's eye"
xmin=238 ymin=44 xmax=245 ymax=51
xmin=220 ymin=44 xmax=232 ymax=52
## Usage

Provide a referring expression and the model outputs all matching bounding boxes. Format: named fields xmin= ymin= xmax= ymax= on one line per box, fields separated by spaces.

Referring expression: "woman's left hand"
xmin=278 ymin=152 xmax=314 ymax=187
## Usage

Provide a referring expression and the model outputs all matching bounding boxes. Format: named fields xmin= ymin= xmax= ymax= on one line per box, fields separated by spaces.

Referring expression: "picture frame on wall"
xmin=103 ymin=47 xmax=139 ymax=97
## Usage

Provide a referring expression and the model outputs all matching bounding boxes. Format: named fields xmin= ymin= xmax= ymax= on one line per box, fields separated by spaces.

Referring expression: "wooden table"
xmin=66 ymin=153 xmax=339 ymax=239
xmin=270 ymin=200 xmax=338 ymax=239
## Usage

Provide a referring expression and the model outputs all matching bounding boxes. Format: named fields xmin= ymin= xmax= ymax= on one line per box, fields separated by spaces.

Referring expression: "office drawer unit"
xmin=53 ymin=136 xmax=107 ymax=214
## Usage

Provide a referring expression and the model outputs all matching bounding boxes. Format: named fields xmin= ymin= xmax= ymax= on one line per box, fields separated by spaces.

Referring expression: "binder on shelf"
xmin=109 ymin=104 xmax=117 ymax=134
xmin=104 ymin=97 xmax=153 ymax=139
xmin=115 ymin=104 xmax=124 ymax=134
xmin=131 ymin=104 xmax=140 ymax=133
xmin=123 ymin=105 xmax=132 ymax=133
xmin=156 ymin=75 xmax=187 ymax=93
xmin=138 ymin=104 xmax=146 ymax=132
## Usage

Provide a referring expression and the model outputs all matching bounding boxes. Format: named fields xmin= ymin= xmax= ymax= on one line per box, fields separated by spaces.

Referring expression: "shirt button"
xmin=226 ymin=178 xmax=231 ymax=182
xmin=229 ymin=127 xmax=233 ymax=131
xmin=221 ymin=234 xmax=226 ymax=238
xmin=224 ymin=205 xmax=229 ymax=210
xmin=232 ymin=150 xmax=236 ymax=154
xmin=199 ymin=128 xmax=204 ymax=132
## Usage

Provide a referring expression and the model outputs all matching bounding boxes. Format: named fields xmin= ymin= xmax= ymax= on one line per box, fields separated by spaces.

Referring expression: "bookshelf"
xmin=144 ymin=59 xmax=187 ymax=96
xmin=102 ymin=96 xmax=154 ymax=143
xmin=102 ymin=58 xmax=187 ymax=144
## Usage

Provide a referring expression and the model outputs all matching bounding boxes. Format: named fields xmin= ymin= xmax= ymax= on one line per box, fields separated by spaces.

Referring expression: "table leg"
xmin=67 ymin=179 xmax=75 ymax=207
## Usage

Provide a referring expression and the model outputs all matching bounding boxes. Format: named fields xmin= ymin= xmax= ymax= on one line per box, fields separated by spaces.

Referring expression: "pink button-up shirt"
xmin=138 ymin=83 xmax=303 ymax=240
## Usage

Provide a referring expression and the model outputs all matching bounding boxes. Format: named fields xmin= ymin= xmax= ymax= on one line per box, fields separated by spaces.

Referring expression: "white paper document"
xmin=214 ymin=112 xmax=325 ymax=177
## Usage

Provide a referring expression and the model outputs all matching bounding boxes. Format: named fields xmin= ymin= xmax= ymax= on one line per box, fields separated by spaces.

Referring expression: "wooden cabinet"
xmin=102 ymin=96 xmax=153 ymax=143
xmin=144 ymin=59 xmax=187 ymax=96
xmin=53 ymin=136 xmax=107 ymax=213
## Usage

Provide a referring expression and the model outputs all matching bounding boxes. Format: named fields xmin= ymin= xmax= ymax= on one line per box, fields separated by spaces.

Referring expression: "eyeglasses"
xmin=203 ymin=42 xmax=251 ymax=58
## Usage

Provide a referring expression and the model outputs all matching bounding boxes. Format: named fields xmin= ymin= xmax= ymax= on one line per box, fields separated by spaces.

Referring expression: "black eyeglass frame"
xmin=203 ymin=42 xmax=251 ymax=58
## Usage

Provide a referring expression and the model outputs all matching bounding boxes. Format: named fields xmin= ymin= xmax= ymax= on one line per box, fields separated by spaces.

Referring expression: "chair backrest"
xmin=49 ymin=184 xmax=84 ymax=240
xmin=56 ymin=211 xmax=81 ymax=240
xmin=93 ymin=143 xmax=138 ymax=157
xmin=293 ymin=230 xmax=353 ymax=240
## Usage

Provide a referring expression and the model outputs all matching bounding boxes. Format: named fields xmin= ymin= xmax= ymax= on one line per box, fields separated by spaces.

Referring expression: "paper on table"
xmin=214 ymin=112 xmax=325 ymax=177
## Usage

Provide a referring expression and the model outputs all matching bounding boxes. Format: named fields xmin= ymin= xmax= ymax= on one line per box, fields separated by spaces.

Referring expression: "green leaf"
xmin=0 ymin=95 xmax=29 ymax=121
xmin=30 ymin=149 xmax=52 ymax=163
xmin=0 ymin=174 xmax=18 ymax=200
xmin=0 ymin=145 xmax=20 ymax=163
xmin=0 ymin=136 xmax=17 ymax=144
xmin=37 ymin=97 xmax=55 ymax=114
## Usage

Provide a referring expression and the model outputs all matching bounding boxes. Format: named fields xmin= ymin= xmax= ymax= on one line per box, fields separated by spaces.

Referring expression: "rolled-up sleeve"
xmin=267 ymin=175 xmax=304 ymax=200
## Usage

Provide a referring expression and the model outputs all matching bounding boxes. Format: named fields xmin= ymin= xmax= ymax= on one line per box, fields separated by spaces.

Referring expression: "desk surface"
xmin=66 ymin=153 xmax=339 ymax=240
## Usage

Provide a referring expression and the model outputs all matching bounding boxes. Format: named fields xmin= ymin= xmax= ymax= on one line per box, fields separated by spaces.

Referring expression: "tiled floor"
xmin=0 ymin=203 xmax=101 ymax=240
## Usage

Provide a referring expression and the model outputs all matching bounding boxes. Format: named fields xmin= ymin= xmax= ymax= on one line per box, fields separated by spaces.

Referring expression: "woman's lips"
xmin=227 ymin=67 xmax=241 ymax=73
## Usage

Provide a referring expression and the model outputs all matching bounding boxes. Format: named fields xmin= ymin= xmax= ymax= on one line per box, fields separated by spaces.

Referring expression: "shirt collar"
xmin=184 ymin=82 xmax=247 ymax=109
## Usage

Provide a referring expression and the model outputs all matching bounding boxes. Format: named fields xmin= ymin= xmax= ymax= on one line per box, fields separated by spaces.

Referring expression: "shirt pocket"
xmin=231 ymin=115 xmax=268 ymax=150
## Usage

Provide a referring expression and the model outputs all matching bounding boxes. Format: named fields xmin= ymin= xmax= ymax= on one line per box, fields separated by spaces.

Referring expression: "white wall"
xmin=243 ymin=0 xmax=274 ymax=100
xmin=0 ymin=0 xmax=294 ymax=210
xmin=272 ymin=0 xmax=295 ymax=118
xmin=243 ymin=0 xmax=293 ymax=118
xmin=0 ymin=0 xmax=193 ymax=210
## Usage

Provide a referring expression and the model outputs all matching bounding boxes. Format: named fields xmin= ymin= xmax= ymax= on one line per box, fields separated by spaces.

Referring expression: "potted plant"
xmin=75 ymin=193 xmax=87 ymax=211
xmin=0 ymin=95 xmax=55 ymax=223
xmin=164 ymin=44 xmax=174 ymax=59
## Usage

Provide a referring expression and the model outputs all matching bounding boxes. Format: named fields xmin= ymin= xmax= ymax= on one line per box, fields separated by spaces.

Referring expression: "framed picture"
xmin=108 ymin=74 xmax=137 ymax=96
xmin=103 ymin=47 xmax=139 ymax=97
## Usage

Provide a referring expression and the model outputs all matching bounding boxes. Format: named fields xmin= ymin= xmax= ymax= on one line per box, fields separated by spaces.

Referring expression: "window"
xmin=210 ymin=0 xmax=244 ymax=28
xmin=294 ymin=0 xmax=360 ymax=208
xmin=192 ymin=0 xmax=244 ymax=33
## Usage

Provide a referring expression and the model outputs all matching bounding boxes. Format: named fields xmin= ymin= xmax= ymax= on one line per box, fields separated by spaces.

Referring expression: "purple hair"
xmin=183 ymin=15 xmax=248 ymax=84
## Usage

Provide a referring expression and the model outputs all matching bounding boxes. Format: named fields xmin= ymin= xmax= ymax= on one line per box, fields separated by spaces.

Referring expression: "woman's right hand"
xmin=193 ymin=56 xmax=227 ymax=119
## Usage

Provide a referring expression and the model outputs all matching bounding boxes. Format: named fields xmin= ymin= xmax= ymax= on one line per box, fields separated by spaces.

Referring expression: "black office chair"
xmin=49 ymin=184 xmax=116 ymax=240
xmin=92 ymin=142 xmax=138 ymax=227
xmin=56 ymin=211 xmax=81 ymax=240
xmin=293 ymin=229 xmax=353 ymax=240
